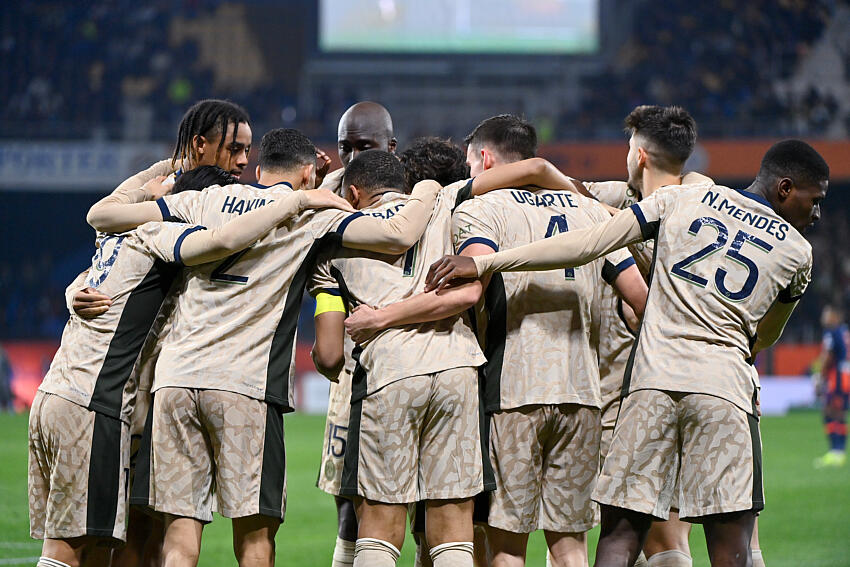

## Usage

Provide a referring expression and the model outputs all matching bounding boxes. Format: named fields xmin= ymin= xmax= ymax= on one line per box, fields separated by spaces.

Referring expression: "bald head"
xmin=337 ymin=101 xmax=397 ymax=166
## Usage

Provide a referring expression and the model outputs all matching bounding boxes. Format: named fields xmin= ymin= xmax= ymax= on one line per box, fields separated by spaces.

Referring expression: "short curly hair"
xmin=400 ymin=137 xmax=470 ymax=191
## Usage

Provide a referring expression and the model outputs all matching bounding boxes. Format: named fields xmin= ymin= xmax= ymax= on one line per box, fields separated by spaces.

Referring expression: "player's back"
xmin=153 ymin=182 xmax=353 ymax=409
xmin=322 ymin=182 xmax=485 ymax=397
xmin=630 ymin=181 xmax=812 ymax=412
xmin=453 ymin=188 xmax=632 ymax=411
xmin=41 ymin=222 xmax=191 ymax=422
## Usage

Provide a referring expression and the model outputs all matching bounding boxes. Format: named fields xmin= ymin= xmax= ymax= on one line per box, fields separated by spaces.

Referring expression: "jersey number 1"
xmin=545 ymin=215 xmax=575 ymax=280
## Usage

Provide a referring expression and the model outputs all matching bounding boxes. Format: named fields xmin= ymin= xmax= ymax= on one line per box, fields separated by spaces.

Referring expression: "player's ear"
xmin=255 ymin=165 xmax=261 ymax=180
xmin=482 ymin=148 xmax=495 ymax=171
xmin=347 ymin=184 xmax=361 ymax=208
xmin=776 ymin=177 xmax=794 ymax=201
xmin=192 ymin=134 xmax=205 ymax=161
xmin=636 ymin=146 xmax=649 ymax=168
xmin=303 ymin=163 xmax=316 ymax=189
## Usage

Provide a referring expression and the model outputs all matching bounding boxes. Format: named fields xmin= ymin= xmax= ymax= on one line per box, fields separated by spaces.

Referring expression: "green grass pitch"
xmin=1 ymin=410 xmax=847 ymax=566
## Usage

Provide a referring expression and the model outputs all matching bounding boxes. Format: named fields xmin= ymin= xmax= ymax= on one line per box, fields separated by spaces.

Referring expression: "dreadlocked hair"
xmin=171 ymin=99 xmax=251 ymax=170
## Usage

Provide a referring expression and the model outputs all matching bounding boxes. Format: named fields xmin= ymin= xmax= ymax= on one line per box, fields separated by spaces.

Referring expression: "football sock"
xmin=546 ymin=549 xmax=553 ymax=567
xmin=647 ymin=550 xmax=692 ymax=567
xmin=353 ymin=538 xmax=400 ymax=567
xmin=634 ymin=551 xmax=649 ymax=567
xmin=37 ymin=558 xmax=72 ymax=567
xmin=751 ymin=548 xmax=765 ymax=567
xmin=332 ymin=536 xmax=356 ymax=567
xmin=429 ymin=542 xmax=474 ymax=567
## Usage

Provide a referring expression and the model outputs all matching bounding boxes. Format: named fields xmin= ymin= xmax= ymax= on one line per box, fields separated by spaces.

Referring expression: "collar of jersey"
xmin=736 ymin=189 xmax=773 ymax=209
xmin=250 ymin=181 xmax=293 ymax=190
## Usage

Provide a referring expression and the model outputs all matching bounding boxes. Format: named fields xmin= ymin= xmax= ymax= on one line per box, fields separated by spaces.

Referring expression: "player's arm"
xmin=312 ymin=300 xmax=346 ymax=381
xmin=344 ymin=280 xmax=483 ymax=345
xmin=426 ymin=207 xmax=644 ymax=291
xmin=751 ymin=299 xmax=799 ymax=356
xmin=177 ymin=190 xmax=354 ymax=266
xmin=344 ymin=227 xmax=494 ymax=343
xmin=340 ymin=179 xmax=440 ymax=254
xmin=87 ymin=176 xmax=172 ymax=233
xmin=608 ymin=263 xmax=648 ymax=321
xmin=468 ymin=157 xmax=585 ymax=195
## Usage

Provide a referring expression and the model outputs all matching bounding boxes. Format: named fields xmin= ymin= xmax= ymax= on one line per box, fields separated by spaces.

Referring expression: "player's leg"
xmin=701 ymin=512 xmax=755 ymax=567
xmin=484 ymin=407 xmax=543 ymax=566
xmin=593 ymin=390 xmax=680 ymax=566
xmin=342 ymin=376 xmax=431 ymax=566
xmin=420 ymin=368 xmax=486 ymax=567
xmin=151 ymin=388 xmax=216 ymax=567
xmin=750 ymin=520 xmax=764 ymax=567
xmin=642 ymin=513 xmax=692 ymax=567
xmin=540 ymin=405 xmax=600 ymax=567
xmin=161 ymin=516 xmax=203 ymax=567
xmin=29 ymin=392 xmax=129 ymax=567
xmin=232 ymin=514 xmax=282 ymax=567
xmin=594 ymin=506 xmax=653 ymax=567
xmin=815 ymin=378 xmax=848 ymax=467
xmin=677 ymin=394 xmax=762 ymax=567
xmin=354 ymin=499 xmax=406 ymax=565
xmin=333 ymin=497 xmax=358 ymax=566
xmin=410 ymin=501 xmax=433 ymax=567
xmin=473 ymin=521 xmax=491 ymax=567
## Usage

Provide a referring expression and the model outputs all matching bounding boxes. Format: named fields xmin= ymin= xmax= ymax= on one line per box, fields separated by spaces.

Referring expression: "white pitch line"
xmin=0 ymin=557 xmax=41 ymax=565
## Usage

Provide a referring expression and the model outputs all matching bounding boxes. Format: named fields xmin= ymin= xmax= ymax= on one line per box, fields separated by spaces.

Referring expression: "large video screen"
xmin=320 ymin=0 xmax=599 ymax=54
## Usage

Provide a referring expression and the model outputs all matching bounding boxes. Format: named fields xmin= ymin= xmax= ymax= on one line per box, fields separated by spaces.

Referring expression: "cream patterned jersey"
xmin=452 ymin=188 xmax=635 ymax=412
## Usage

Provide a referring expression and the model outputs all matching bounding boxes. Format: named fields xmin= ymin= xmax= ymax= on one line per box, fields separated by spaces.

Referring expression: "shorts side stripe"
xmin=340 ymin=389 xmax=363 ymax=497
xmin=748 ymin=412 xmax=764 ymax=512
xmin=86 ymin=412 xmax=122 ymax=537
xmin=258 ymin=405 xmax=286 ymax=519
xmin=128 ymin=396 xmax=155 ymax=507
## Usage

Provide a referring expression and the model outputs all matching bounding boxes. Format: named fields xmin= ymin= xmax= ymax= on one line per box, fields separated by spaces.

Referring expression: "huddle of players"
xmin=27 ymin=96 xmax=830 ymax=567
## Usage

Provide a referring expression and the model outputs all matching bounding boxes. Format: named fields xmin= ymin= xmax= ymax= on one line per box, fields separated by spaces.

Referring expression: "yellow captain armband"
xmin=314 ymin=292 xmax=346 ymax=316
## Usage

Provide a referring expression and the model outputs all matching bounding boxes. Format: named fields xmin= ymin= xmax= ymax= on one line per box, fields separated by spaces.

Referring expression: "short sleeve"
xmin=585 ymin=181 xmax=629 ymax=208
xmin=629 ymin=185 xmax=677 ymax=240
xmin=309 ymin=254 xmax=340 ymax=297
xmin=451 ymin=199 xmax=500 ymax=254
xmin=778 ymin=261 xmax=811 ymax=303
xmin=438 ymin=178 xmax=474 ymax=212
xmin=135 ymin=221 xmax=206 ymax=265
xmin=600 ymin=247 xmax=636 ymax=285
xmin=158 ymin=189 xmax=207 ymax=224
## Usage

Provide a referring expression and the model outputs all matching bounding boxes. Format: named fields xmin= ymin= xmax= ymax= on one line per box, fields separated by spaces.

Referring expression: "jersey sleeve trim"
xmin=457 ymin=237 xmax=499 ymax=254
xmin=629 ymin=203 xmax=659 ymax=240
xmin=335 ymin=212 xmax=365 ymax=235
xmin=156 ymin=198 xmax=182 ymax=222
xmin=776 ymin=285 xmax=803 ymax=304
xmin=601 ymin=256 xmax=636 ymax=284
xmin=314 ymin=291 xmax=346 ymax=316
xmin=452 ymin=178 xmax=475 ymax=211
xmin=174 ymin=225 xmax=207 ymax=265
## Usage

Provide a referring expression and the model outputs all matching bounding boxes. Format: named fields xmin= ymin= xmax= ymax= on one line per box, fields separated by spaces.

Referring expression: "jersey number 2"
xmin=211 ymin=249 xmax=250 ymax=284
xmin=545 ymin=215 xmax=575 ymax=280
xmin=670 ymin=216 xmax=772 ymax=301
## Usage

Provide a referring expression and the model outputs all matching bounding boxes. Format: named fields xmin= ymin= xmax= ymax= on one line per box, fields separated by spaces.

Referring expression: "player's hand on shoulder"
xmin=142 ymin=176 xmax=171 ymax=200
xmin=315 ymin=149 xmax=332 ymax=188
xmin=73 ymin=287 xmax=112 ymax=319
xmin=302 ymin=189 xmax=356 ymax=213
xmin=344 ymin=304 xmax=383 ymax=345
xmin=425 ymin=255 xmax=477 ymax=292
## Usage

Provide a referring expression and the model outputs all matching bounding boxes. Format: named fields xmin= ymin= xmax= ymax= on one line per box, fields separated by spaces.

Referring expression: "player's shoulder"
xmin=585 ymin=180 xmax=632 ymax=207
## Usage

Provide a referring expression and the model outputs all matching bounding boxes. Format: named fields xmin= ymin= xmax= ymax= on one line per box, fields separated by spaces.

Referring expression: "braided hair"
xmin=171 ymin=99 xmax=251 ymax=170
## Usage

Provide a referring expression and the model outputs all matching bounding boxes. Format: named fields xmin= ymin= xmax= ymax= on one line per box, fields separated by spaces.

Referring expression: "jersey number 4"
xmin=545 ymin=215 xmax=576 ymax=280
xmin=670 ymin=216 xmax=773 ymax=301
